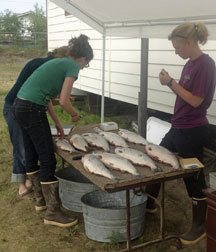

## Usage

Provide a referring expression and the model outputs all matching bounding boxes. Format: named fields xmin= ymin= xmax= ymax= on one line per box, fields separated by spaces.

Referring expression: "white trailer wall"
xmin=47 ymin=1 xmax=216 ymax=124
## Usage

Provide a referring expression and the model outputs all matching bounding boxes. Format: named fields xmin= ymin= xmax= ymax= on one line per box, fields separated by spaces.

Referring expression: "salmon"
xmin=55 ymin=138 xmax=76 ymax=153
xmin=81 ymin=154 xmax=118 ymax=181
xmin=82 ymin=133 xmax=110 ymax=151
xmin=93 ymin=151 xmax=140 ymax=176
xmin=145 ymin=143 xmax=180 ymax=170
xmin=99 ymin=132 xmax=128 ymax=147
xmin=69 ymin=134 xmax=88 ymax=152
xmin=118 ymin=129 xmax=148 ymax=145
xmin=115 ymin=147 xmax=161 ymax=173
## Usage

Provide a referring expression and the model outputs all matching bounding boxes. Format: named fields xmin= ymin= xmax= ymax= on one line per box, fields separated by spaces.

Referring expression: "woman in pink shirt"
xmin=146 ymin=22 xmax=216 ymax=245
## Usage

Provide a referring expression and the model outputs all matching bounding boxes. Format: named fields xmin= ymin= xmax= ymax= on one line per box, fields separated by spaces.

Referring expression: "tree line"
xmin=0 ymin=3 xmax=46 ymax=35
xmin=0 ymin=4 xmax=47 ymax=47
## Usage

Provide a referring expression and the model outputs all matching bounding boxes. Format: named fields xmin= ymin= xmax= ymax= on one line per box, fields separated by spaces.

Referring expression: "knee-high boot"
xmin=27 ymin=170 xmax=46 ymax=211
xmin=145 ymin=183 xmax=161 ymax=213
xmin=180 ymin=198 xmax=207 ymax=245
xmin=41 ymin=181 xmax=78 ymax=228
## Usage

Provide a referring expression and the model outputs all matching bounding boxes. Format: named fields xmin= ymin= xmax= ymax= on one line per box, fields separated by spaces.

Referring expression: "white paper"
xmin=50 ymin=125 xmax=73 ymax=136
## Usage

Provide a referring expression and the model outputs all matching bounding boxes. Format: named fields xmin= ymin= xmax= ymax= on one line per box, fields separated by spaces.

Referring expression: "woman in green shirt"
xmin=13 ymin=34 xmax=93 ymax=228
xmin=3 ymin=46 xmax=69 ymax=197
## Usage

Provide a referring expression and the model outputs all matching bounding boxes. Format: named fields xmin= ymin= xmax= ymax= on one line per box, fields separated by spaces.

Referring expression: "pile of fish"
xmin=82 ymin=132 xmax=110 ymax=151
xmin=69 ymin=134 xmax=88 ymax=152
xmin=145 ymin=143 xmax=179 ymax=170
xmin=115 ymin=147 xmax=161 ymax=173
xmin=55 ymin=127 xmax=180 ymax=181
xmin=55 ymin=138 xmax=76 ymax=153
xmin=92 ymin=151 xmax=140 ymax=177
xmin=81 ymin=154 xmax=119 ymax=182
xmin=118 ymin=129 xmax=149 ymax=145
xmin=99 ymin=131 xmax=128 ymax=147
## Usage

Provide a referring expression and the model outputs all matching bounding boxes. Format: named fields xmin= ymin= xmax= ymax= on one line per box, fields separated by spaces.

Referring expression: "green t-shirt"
xmin=17 ymin=57 xmax=79 ymax=106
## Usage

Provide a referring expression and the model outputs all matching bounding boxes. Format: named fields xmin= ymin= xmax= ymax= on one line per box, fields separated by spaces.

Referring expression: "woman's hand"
xmin=55 ymin=123 xmax=65 ymax=138
xmin=159 ymin=69 xmax=172 ymax=85
xmin=72 ymin=114 xmax=81 ymax=122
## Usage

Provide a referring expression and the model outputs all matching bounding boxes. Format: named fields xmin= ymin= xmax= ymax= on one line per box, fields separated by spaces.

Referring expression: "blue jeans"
xmin=3 ymin=101 xmax=26 ymax=183
xmin=13 ymin=98 xmax=57 ymax=182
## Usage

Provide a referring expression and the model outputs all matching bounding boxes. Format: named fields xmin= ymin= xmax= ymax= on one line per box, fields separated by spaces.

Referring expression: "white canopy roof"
xmin=52 ymin=0 xmax=216 ymax=38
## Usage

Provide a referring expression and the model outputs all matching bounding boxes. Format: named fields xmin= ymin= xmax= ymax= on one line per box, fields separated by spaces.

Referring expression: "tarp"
xmin=51 ymin=0 xmax=216 ymax=39
xmin=50 ymin=0 xmax=216 ymax=130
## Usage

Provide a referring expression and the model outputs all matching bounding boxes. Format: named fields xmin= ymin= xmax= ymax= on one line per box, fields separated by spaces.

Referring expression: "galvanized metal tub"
xmin=81 ymin=190 xmax=147 ymax=242
xmin=55 ymin=166 xmax=99 ymax=212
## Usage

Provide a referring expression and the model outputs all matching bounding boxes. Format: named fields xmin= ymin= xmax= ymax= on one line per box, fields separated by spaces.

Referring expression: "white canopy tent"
xmin=51 ymin=0 xmax=216 ymax=135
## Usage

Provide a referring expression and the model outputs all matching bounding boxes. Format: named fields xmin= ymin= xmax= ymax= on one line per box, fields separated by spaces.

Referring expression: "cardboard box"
xmin=179 ymin=158 xmax=204 ymax=170
xmin=210 ymin=172 xmax=216 ymax=191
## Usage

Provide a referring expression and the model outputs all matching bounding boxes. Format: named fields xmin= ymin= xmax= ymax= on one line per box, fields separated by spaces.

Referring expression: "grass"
xmin=0 ymin=48 xmax=211 ymax=252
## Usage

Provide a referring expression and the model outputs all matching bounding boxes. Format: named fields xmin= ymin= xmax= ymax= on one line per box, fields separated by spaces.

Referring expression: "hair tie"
xmin=194 ymin=24 xmax=198 ymax=31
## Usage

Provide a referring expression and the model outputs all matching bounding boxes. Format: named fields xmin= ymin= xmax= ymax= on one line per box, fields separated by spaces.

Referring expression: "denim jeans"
xmin=13 ymin=98 xmax=57 ymax=182
xmin=3 ymin=101 xmax=27 ymax=183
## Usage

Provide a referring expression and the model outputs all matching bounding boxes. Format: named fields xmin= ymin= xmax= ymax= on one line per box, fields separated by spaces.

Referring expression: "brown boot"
xmin=145 ymin=183 xmax=161 ymax=213
xmin=41 ymin=181 xmax=78 ymax=228
xmin=27 ymin=170 xmax=46 ymax=211
xmin=180 ymin=198 xmax=207 ymax=245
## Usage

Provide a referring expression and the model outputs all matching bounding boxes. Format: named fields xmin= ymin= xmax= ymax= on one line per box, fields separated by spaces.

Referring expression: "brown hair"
xmin=68 ymin=34 xmax=94 ymax=62
xmin=47 ymin=46 xmax=69 ymax=58
xmin=168 ymin=22 xmax=209 ymax=45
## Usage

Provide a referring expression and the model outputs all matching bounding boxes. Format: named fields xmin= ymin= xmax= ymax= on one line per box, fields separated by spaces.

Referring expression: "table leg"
xmin=119 ymin=183 xmax=183 ymax=252
xmin=126 ymin=189 xmax=131 ymax=250
xmin=161 ymin=182 xmax=165 ymax=239
xmin=61 ymin=157 xmax=65 ymax=169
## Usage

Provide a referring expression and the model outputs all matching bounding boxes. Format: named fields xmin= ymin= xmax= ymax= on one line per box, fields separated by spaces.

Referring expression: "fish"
xmin=145 ymin=143 xmax=180 ymax=170
xmin=99 ymin=131 xmax=128 ymax=147
xmin=92 ymin=151 xmax=140 ymax=176
xmin=115 ymin=147 xmax=161 ymax=173
xmin=81 ymin=154 xmax=119 ymax=181
xmin=82 ymin=133 xmax=110 ymax=151
xmin=55 ymin=138 xmax=76 ymax=153
xmin=69 ymin=134 xmax=88 ymax=152
xmin=118 ymin=129 xmax=148 ymax=145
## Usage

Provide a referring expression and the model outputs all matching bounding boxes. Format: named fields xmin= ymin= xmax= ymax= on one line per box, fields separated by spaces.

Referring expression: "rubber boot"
xmin=41 ymin=181 xmax=78 ymax=228
xmin=27 ymin=170 xmax=47 ymax=211
xmin=180 ymin=198 xmax=207 ymax=245
xmin=145 ymin=183 xmax=161 ymax=213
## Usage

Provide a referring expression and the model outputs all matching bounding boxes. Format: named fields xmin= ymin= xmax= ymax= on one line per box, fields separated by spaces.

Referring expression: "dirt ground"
xmin=0 ymin=53 xmax=214 ymax=252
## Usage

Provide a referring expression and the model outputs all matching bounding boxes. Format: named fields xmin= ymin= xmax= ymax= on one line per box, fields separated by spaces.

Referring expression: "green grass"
xmin=48 ymin=104 xmax=101 ymax=126
xmin=0 ymin=46 xmax=47 ymax=58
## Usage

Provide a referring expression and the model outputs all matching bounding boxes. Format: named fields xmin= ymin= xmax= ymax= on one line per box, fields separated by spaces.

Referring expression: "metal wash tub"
xmin=81 ymin=190 xmax=147 ymax=242
xmin=56 ymin=166 xmax=99 ymax=213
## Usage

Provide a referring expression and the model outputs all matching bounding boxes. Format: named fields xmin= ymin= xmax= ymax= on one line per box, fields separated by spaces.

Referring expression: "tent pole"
xmin=138 ymin=38 xmax=149 ymax=138
xmin=101 ymin=33 xmax=106 ymax=123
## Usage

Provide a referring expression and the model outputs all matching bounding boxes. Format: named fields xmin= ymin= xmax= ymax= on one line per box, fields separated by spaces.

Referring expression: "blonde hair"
xmin=168 ymin=22 xmax=209 ymax=45
xmin=47 ymin=46 xmax=69 ymax=58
